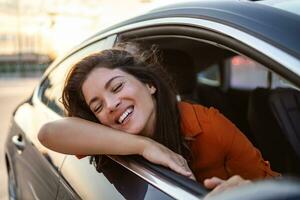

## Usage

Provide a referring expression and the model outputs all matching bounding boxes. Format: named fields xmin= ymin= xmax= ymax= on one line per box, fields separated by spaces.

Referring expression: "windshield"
xmin=258 ymin=0 xmax=300 ymax=16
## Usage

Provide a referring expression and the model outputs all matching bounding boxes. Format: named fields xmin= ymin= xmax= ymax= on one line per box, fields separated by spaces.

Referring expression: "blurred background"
xmin=0 ymin=0 xmax=179 ymax=75
xmin=0 ymin=0 xmax=182 ymax=199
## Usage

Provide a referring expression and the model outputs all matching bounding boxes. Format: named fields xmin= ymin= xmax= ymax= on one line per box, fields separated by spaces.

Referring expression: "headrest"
xmin=161 ymin=49 xmax=196 ymax=95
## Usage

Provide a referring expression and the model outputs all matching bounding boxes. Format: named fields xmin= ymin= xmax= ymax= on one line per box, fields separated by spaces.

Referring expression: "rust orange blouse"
xmin=178 ymin=101 xmax=280 ymax=182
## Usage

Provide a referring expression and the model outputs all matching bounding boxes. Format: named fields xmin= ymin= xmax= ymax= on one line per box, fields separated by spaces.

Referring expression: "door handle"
xmin=12 ymin=135 xmax=25 ymax=151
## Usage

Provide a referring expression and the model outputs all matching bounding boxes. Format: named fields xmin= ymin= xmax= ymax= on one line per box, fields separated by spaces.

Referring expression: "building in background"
xmin=0 ymin=0 xmax=183 ymax=77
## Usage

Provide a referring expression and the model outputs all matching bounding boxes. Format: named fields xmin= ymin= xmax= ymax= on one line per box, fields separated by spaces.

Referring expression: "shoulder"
xmin=178 ymin=101 xmax=238 ymax=142
xmin=178 ymin=101 xmax=222 ymax=137
xmin=179 ymin=101 xmax=247 ymax=153
xmin=178 ymin=101 xmax=221 ymax=123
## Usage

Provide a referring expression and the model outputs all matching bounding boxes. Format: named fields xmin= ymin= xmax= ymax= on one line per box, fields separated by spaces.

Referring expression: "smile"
xmin=118 ymin=106 xmax=134 ymax=124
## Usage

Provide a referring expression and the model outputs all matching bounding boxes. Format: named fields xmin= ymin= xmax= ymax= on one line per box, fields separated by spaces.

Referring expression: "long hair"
xmin=62 ymin=43 xmax=190 ymax=171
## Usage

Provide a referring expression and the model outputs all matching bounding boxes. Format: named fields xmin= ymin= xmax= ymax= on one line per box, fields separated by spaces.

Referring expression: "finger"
xmin=204 ymin=180 xmax=230 ymax=199
xmin=179 ymin=159 xmax=196 ymax=180
xmin=189 ymin=173 xmax=196 ymax=181
xmin=178 ymin=158 xmax=191 ymax=173
xmin=203 ymin=177 xmax=224 ymax=189
xmin=211 ymin=175 xmax=242 ymax=192
xmin=182 ymin=162 xmax=196 ymax=180
xmin=240 ymin=180 xmax=251 ymax=186
xmin=168 ymin=159 xmax=193 ymax=177
xmin=172 ymin=156 xmax=192 ymax=174
xmin=204 ymin=176 xmax=249 ymax=199
xmin=181 ymin=162 xmax=196 ymax=180
xmin=204 ymin=184 xmax=227 ymax=200
xmin=221 ymin=175 xmax=244 ymax=188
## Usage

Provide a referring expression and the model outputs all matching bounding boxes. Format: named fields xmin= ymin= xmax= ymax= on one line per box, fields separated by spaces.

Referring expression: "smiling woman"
xmin=38 ymin=43 xmax=280 ymax=196
xmin=58 ymin=45 xmax=191 ymax=172
xmin=81 ymin=67 xmax=157 ymax=136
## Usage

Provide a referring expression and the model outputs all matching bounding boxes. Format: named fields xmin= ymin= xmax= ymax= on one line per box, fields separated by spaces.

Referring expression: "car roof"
xmin=87 ymin=0 xmax=300 ymax=59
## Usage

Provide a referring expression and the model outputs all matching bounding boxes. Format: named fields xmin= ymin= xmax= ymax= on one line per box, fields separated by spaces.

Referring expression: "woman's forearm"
xmin=38 ymin=117 xmax=150 ymax=156
xmin=38 ymin=117 xmax=195 ymax=178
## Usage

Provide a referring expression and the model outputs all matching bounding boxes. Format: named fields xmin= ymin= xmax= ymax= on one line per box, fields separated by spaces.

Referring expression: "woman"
xmin=38 ymin=44 xmax=279 ymax=195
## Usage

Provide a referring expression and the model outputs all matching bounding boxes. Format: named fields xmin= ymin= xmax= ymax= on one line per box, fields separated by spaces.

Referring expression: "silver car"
xmin=5 ymin=0 xmax=300 ymax=199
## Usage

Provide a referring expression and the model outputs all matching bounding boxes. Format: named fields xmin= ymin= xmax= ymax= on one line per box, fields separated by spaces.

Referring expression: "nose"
xmin=106 ymin=95 xmax=121 ymax=113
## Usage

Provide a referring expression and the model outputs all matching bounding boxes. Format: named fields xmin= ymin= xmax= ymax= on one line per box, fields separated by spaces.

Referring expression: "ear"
xmin=146 ymin=84 xmax=156 ymax=94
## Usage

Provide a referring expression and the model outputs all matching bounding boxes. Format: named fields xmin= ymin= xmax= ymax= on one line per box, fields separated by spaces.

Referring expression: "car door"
xmin=32 ymin=35 xmax=117 ymax=199
xmin=7 ymin=114 xmax=64 ymax=199
xmin=56 ymin=3 xmax=299 ymax=199
xmin=9 ymin=35 xmax=116 ymax=199
xmin=36 ymin=35 xmax=207 ymax=199
xmin=36 ymin=35 xmax=176 ymax=199
xmin=56 ymin=154 xmax=208 ymax=200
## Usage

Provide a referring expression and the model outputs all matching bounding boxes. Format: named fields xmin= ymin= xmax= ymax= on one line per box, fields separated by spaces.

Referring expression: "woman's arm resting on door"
xmin=38 ymin=117 xmax=194 ymax=178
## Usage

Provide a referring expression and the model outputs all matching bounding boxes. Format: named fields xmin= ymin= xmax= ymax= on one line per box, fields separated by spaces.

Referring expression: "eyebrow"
xmin=88 ymin=75 xmax=123 ymax=107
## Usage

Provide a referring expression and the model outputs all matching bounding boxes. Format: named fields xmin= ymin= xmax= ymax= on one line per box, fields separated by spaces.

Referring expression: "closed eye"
xmin=93 ymin=104 xmax=102 ymax=113
xmin=112 ymin=82 xmax=123 ymax=93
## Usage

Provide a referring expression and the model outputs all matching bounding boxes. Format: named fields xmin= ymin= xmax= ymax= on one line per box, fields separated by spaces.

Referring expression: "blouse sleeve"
xmin=208 ymin=107 xmax=280 ymax=180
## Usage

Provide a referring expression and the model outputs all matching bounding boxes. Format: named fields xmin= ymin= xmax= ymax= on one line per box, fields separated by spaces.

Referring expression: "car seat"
xmin=196 ymin=84 xmax=239 ymax=127
xmin=248 ymin=88 xmax=287 ymax=172
xmin=248 ymin=87 xmax=300 ymax=175
xmin=269 ymin=88 xmax=300 ymax=174
xmin=161 ymin=49 xmax=197 ymax=101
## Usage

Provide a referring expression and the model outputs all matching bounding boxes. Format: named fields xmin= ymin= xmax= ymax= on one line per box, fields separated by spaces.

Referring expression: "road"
xmin=0 ymin=78 xmax=40 ymax=200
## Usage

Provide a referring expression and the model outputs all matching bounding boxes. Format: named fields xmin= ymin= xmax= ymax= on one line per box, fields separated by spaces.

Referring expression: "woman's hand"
xmin=203 ymin=175 xmax=251 ymax=199
xmin=141 ymin=138 xmax=195 ymax=180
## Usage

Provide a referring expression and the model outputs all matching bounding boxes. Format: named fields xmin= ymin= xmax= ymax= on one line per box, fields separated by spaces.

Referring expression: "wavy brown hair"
xmin=62 ymin=43 xmax=190 ymax=171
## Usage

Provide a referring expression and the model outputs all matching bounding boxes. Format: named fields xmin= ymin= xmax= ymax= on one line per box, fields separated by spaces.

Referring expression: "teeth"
xmin=118 ymin=107 xmax=133 ymax=124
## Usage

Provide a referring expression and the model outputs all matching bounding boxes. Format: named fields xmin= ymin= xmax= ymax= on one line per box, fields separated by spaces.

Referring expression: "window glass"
xmin=60 ymin=156 xmax=175 ymax=200
xmin=197 ymin=63 xmax=220 ymax=86
xmin=229 ymin=55 xmax=299 ymax=90
xmin=39 ymin=38 xmax=111 ymax=115
xmin=230 ymin=55 xmax=269 ymax=89
xmin=271 ymin=72 xmax=299 ymax=90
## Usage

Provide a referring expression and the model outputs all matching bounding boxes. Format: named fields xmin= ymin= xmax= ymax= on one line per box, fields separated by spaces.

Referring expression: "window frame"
xmin=31 ymin=33 xmax=207 ymax=199
xmin=29 ymin=15 xmax=300 ymax=199
xmin=115 ymin=20 xmax=300 ymax=196
xmin=36 ymin=35 xmax=117 ymax=116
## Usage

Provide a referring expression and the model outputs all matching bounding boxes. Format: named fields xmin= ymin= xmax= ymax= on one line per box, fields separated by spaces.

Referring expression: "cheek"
xmin=124 ymin=84 xmax=140 ymax=95
xmin=95 ymin=113 xmax=107 ymax=125
xmin=130 ymin=84 xmax=152 ymax=100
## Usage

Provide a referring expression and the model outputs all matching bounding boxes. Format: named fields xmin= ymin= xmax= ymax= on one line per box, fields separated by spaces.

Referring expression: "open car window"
xmin=110 ymin=155 xmax=208 ymax=199
xmin=119 ymin=23 xmax=300 ymax=177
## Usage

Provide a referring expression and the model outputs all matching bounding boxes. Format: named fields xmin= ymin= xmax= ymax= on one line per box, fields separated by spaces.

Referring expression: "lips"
xmin=117 ymin=106 xmax=134 ymax=124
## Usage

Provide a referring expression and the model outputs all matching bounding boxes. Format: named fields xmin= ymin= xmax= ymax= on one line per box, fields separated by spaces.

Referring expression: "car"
xmin=4 ymin=0 xmax=300 ymax=199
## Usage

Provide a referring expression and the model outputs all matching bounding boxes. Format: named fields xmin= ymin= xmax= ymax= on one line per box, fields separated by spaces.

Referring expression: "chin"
xmin=123 ymin=125 xmax=144 ymax=135
xmin=125 ymin=129 xmax=142 ymax=135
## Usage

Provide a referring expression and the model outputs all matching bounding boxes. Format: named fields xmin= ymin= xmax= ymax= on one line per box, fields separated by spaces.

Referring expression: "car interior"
xmin=118 ymin=27 xmax=300 ymax=178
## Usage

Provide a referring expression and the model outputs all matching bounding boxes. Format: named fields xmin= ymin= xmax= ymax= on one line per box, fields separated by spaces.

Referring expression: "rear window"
xmin=197 ymin=63 xmax=221 ymax=87
xmin=230 ymin=55 xmax=269 ymax=89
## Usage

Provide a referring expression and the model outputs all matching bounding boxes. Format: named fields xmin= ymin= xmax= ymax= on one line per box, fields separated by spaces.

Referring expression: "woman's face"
xmin=82 ymin=67 xmax=157 ymax=136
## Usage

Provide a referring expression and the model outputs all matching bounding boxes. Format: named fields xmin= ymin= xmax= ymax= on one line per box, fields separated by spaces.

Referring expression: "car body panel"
xmin=4 ymin=0 xmax=300 ymax=199
xmin=87 ymin=0 xmax=300 ymax=58
xmin=6 ymin=116 xmax=63 ymax=199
